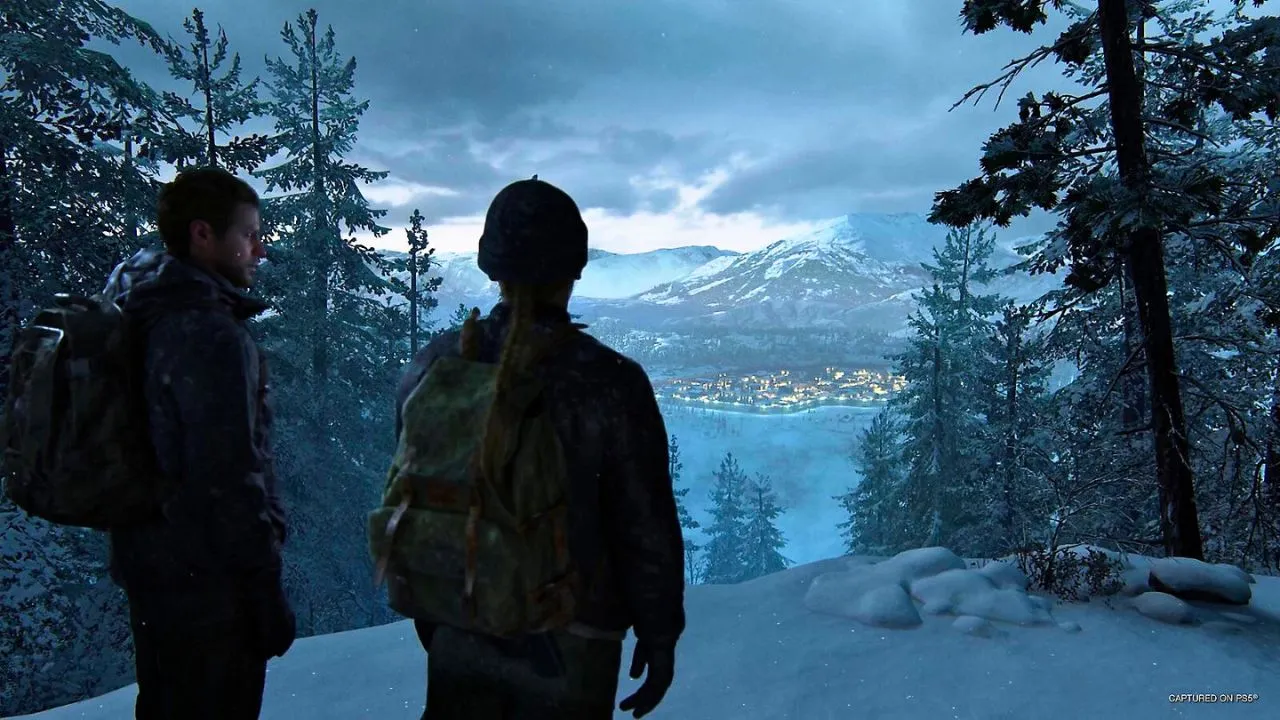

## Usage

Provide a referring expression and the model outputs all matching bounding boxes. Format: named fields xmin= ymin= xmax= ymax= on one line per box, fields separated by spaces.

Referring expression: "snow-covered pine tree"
xmin=742 ymin=473 xmax=789 ymax=580
xmin=152 ymin=7 xmax=270 ymax=172
xmin=0 ymin=0 xmax=168 ymax=382
xmin=0 ymin=2 xmax=171 ymax=714
xmin=889 ymin=223 xmax=1004 ymax=553
xmin=100 ymin=97 xmax=164 ymax=245
xmin=932 ymin=0 xmax=1280 ymax=559
xmin=836 ymin=408 xmax=909 ymax=555
xmin=969 ymin=303 xmax=1055 ymax=555
xmin=669 ymin=434 xmax=702 ymax=584
xmin=702 ymin=452 xmax=750 ymax=584
xmin=252 ymin=9 xmax=400 ymax=635
xmin=256 ymin=8 xmax=393 ymax=395
xmin=404 ymin=208 xmax=442 ymax=356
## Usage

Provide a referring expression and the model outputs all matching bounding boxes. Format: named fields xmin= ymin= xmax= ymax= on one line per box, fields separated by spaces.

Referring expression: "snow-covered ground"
xmin=659 ymin=403 xmax=877 ymax=565
xmin=19 ymin=547 xmax=1280 ymax=719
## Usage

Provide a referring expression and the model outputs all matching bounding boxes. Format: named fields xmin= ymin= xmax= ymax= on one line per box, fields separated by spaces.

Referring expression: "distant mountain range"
xmin=383 ymin=212 xmax=1059 ymax=337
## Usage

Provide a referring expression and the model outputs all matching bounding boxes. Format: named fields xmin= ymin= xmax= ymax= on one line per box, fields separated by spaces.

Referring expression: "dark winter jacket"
xmin=395 ymin=302 xmax=687 ymax=649
xmin=104 ymin=248 xmax=286 ymax=594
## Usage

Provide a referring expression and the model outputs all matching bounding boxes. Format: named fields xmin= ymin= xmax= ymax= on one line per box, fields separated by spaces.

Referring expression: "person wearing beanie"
xmin=390 ymin=178 xmax=686 ymax=719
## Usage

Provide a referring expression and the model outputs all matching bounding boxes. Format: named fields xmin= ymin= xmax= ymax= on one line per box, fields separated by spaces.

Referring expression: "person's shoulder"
xmin=149 ymin=302 xmax=244 ymax=348
xmin=565 ymin=328 xmax=654 ymax=389
xmin=420 ymin=325 xmax=464 ymax=364
xmin=398 ymin=326 xmax=465 ymax=402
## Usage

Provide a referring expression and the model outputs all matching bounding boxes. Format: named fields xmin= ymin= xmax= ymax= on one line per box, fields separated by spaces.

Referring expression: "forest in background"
xmin=1 ymin=0 xmax=1278 ymax=715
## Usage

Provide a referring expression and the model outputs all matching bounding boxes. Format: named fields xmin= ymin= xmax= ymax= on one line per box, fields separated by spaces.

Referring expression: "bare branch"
xmin=952 ymin=13 xmax=1100 ymax=112
xmin=1143 ymin=116 xmax=1222 ymax=145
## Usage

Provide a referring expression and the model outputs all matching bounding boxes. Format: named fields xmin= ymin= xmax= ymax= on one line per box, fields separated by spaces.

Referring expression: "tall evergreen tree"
xmin=702 ymin=452 xmax=750 ymax=584
xmin=0 ymin=3 xmax=170 ymax=714
xmin=969 ymin=303 xmax=1055 ymax=554
xmin=404 ymin=208 xmax=442 ymax=356
xmin=0 ymin=0 xmax=168 ymax=385
xmin=255 ymin=8 xmax=393 ymax=395
xmin=669 ymin=434 xmax=702 ymax=584
xmin=251 ymin=8 xmax=399 ymax=634
xmin=837 ymin=408 xmax=909 ymax=555
xmin=742 ymin=474 xmax=789 ymax=580
xmin=153 ymin=7 xmax=270 ymax=171
xmin=933 ymin=0 xmax=1280 ymax=558
xmin=890 ymin=223 xmax=1004 ymax=551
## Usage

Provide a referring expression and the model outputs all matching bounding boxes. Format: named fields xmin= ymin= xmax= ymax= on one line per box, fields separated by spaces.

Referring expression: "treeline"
xmin=670 ymin=435 xmax=792 ymax=585
xmin=589 ymin=319 xmax=902 ymax=374
xmin=0 ymin=3 xmax=446 ymax=715
xmin=837 ymin=0 xmax=1280 ymax=574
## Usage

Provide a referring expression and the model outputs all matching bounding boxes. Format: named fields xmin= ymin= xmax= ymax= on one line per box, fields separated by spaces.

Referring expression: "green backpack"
xmin=1 ymin=293 xmax=165 ymax=529
xmin=369 ymin=327 xmax=579 ymax=638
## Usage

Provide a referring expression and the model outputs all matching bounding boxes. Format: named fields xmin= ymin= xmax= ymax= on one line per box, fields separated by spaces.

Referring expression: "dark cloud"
xmin=106 ymin=0 xmax=1089 ymax=225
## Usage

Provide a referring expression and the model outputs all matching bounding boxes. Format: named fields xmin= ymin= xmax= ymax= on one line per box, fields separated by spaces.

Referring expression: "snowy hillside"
xmin=377 ymin=213 xmax=1056 ymax=336
xmin=23 ymin=547 xmax=1280 ymax=719
xmin=601 ymin=214 xmax=1050 ymax=332
xmin=382 ymin=245 xmax=737 ymax=315
xmin=632 ymin=217 xmax=936 ymax=330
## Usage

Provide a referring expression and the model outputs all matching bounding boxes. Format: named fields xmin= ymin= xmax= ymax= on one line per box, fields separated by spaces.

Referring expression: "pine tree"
xmin=702 ymin=452 xmax=750 ymax=584
xmin=153 ymin=7 xmax=270 ymax=171
xmin=251 ymin=9 xmax=400 ymax=634
xmin=450 ymin=302 xmax=474 ymax=328
xmin=969 ymin=303 xmax=1054 ymax=554
xmin=837 ymin=408 xmax=908 ymax=555
xmin=0 ymin=0 xmax=168 ymax=387
xmin=669 ymin=434 xmax=702 ymax=584
xmin=890 ymin=223 xmax=1004 ymax=551
xmin=742 ymin=474 xmax=789 ymax=580
xmin=255 ymin=8 xmax=393 ymax=394
xmin=404 ymin=208 xmax=442 ymax=356
xmin=933 ymin=0 xmax=1280 ymax=559
xmin=0 ymin=3 xmax=168 ymax=713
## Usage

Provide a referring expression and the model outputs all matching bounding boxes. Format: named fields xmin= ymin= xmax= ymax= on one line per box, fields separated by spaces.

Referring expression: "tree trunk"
xmin=1097 ymin=0 xmax=1203 ymax=559
xmin=123 ymin=124 xmax=138 ymax=244
xmin=1002 ymin=325 xmax=1019 ymax=547
xmin=0 ymin=137 xmax=18 ymax=398
xmin=1264 ymin=367 xmax=1280 ymax=511
xmin=409 ymin=247 xmax=419 ymax=356
xmin=1119 ymin=268 xmax=1146 ymax=427
xmin=307 ymin=16 xmax=329 ymax=387
xmin=202 ymin=35 xmax=217 ymax=167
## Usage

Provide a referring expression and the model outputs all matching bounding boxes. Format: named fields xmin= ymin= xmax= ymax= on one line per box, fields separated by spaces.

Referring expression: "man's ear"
xmin=188 ymin=219 xmax=215 ymax=255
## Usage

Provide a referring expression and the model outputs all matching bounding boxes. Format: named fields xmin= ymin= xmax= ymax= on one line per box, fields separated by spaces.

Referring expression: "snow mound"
xmin=910 ymin=569 xmax=997 ymax=614
xmin=876 ymin=546 xmax=968 ymax=583
xmin=803 ymin=567 xmax=922 ymax=628
xmin=954 ymin=587 xmax=1054 ymax=626
xmin=977 ymin=560 xmax=1029 ymax=591
xmin=1133 ymin=592 xmax=1196 ymax=625
xmin=952 ymin=615 xmax=1001 ymax=638
xmin=805 ymin=547 xmax=1053 ymax=630
xmin=857 ymin=584 xmax=923 ymax=628
xmin=1148 ymin=557 xmax=1252 ymax=605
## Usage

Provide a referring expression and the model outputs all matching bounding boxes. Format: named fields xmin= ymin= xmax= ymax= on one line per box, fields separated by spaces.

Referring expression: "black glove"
xmin=249 ymin=580 xmax=296 ymax=659
xmin=618 ymin=641 xmax=675 ymax=719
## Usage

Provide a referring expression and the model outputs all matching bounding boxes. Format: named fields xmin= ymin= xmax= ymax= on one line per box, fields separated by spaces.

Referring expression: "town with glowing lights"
xmin=653 ymin=367 xmax=905 ymax=412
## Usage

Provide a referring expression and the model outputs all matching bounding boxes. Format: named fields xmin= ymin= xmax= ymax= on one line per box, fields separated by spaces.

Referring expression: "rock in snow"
xmin=1147 ymin=557 xmax=1252 ymax=605
xmin=1133 ymin=592 xmax=1197 ymax=625
xmin=805 ymin=547 xmax=1052 ymax=631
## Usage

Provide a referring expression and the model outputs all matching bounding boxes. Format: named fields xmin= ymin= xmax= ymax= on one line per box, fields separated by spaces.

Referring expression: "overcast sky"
xmin=105 ymin=0 xmax=1092 ymax=254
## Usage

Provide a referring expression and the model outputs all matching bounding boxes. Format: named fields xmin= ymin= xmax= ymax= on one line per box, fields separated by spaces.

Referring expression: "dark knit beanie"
xmin=476 ymin=178 xmax=588 ymax=284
